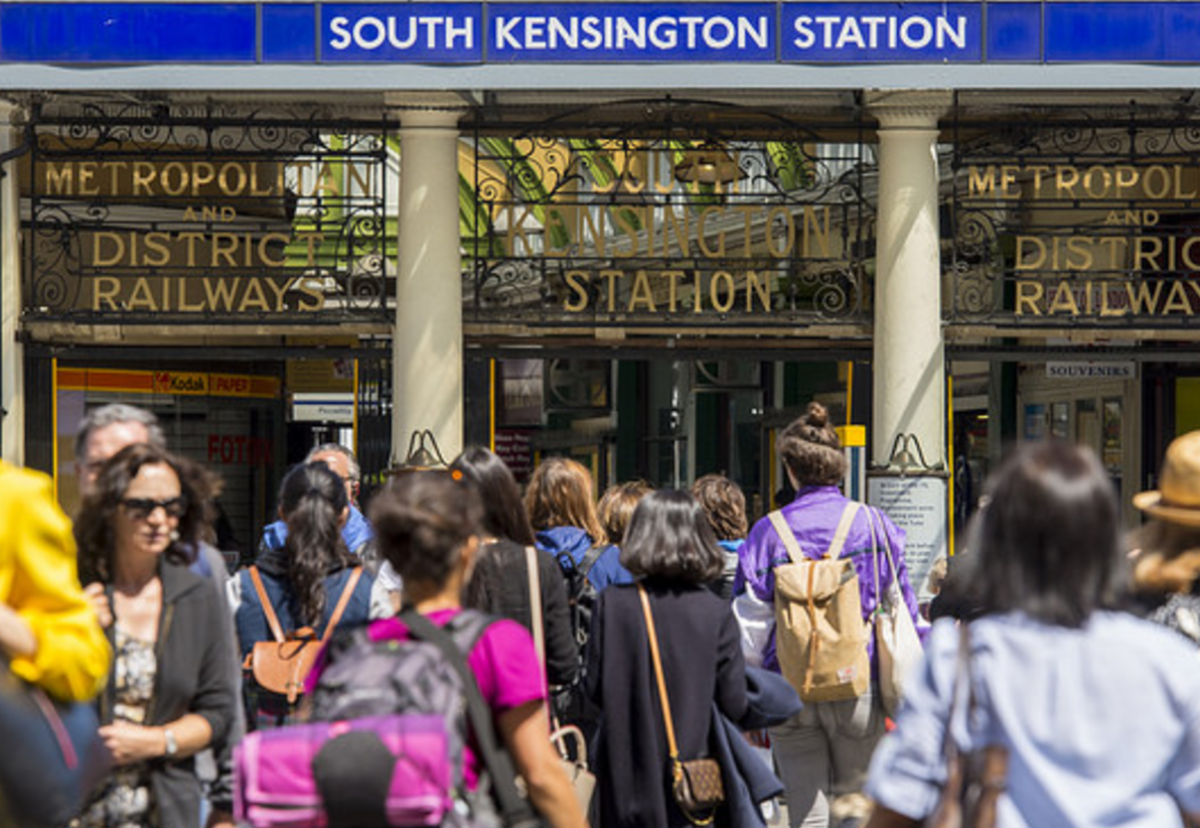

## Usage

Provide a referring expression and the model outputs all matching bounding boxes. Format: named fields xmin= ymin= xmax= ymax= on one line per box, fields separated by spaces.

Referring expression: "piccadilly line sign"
xmin=7 ymin=2 xmax=1200 ymax=64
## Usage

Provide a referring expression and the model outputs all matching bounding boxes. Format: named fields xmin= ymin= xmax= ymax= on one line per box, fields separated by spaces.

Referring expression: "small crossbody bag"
xmin=638 ymin=584 xmax=725 ymax=826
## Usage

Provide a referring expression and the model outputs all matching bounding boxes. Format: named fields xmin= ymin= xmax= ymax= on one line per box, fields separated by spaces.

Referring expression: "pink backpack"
xmin=233 ymin=608 xmax=541 ymax=828
xmin=234 ymin=715 xmax=451 ymax=827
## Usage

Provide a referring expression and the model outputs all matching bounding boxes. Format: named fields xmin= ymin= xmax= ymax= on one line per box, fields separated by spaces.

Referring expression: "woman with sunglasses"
xmin=74 ymin=443 xmax=238 ymax=828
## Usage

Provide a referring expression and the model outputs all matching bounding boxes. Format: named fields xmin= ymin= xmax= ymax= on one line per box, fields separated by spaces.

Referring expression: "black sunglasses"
xmin=120 ymin=496 xmax=187 ymax=520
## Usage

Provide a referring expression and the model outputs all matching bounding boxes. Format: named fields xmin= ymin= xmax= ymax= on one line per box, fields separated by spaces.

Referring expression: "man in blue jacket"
xmin=258 ymin=443 xmax=375 ymax=562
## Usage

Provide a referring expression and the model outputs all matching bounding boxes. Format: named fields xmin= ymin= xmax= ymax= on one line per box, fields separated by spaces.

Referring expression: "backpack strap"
xmin=321 ymin=567 xmax=363 ymax=644
xmin=578 ymin=543 xmax=607 ymax=580
xmin=400 ymin=608 xmax=541 ymax=828
xmin=248 ymin=565 xmax=286 ymax=643
xmin=767 ymin=511 xmax=804 ymax=564
xmin=443 ymin=608 xmax=496 ymax=654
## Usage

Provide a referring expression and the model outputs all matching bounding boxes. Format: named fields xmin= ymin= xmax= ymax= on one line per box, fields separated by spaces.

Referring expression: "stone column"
xmin=866 ymin=91 xmax=953 ymax=470
xmin=0 ymin=102 xmax=23 ymax=464
xmin=393 ymin=108 xmax=464 ymax=465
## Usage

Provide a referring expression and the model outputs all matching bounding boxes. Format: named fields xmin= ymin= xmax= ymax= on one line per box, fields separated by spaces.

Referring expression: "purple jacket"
xmin=732 ymin=485 xmax=921 ymax=672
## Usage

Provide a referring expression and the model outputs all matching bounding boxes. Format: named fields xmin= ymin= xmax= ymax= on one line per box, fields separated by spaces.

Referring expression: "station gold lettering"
xmin=561 ymin=269 xmax=774 ymax=315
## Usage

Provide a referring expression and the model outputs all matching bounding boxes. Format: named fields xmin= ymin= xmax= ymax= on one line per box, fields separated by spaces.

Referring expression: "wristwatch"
xmin=163 ymin=727 xmax=178 ymax=758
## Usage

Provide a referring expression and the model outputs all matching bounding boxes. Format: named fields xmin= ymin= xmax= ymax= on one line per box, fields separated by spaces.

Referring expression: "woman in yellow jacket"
xmin=0 ymin=461 xmax=109 ymax=702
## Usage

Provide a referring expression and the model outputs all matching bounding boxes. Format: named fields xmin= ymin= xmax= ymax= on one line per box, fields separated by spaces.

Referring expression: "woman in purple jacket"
xmin=732 ymin=402 xmax=920 ymax=828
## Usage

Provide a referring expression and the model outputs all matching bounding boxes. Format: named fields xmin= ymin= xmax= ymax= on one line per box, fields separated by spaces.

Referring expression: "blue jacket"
xmin=712 ymin=666 xmax=798 ymax=828
xmin=260 ymin=504 xmax=374 ymax=559
xmin=535 ymin=526 xmax=633 ymax=592
xmin=713 ymin=707 xmax=784 ymax=828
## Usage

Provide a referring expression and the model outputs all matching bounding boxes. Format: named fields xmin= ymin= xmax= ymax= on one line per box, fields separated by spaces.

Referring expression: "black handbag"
xmin=0 ymin=664 xmax=108 ymax=827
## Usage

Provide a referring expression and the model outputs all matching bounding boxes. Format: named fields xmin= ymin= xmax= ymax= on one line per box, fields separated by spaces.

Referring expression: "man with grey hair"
xmin=74 ymin=402 xmax=242 ymax=828
xmin=75 ymin=402 xmax=167 ymax=494
xmin=257 ymin=442 xmax=376 ymax=564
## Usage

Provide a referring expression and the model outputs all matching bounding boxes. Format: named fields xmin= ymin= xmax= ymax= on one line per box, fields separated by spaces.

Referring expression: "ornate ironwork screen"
xmin=24 ymin=102 xmax=390 ymax=325
xmin=464 ymin=101 xmax=873 ymax=331
xmin=950 ymin=101 xmax=1200 ymax=330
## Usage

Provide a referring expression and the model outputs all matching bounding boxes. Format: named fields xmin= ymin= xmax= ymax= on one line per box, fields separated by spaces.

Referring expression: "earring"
xmin=169 ymin=530 xmax=180 ymax=543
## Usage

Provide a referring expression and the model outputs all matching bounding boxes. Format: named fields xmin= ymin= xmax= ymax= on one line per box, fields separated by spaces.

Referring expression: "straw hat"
xmin=1134 ymin=431 xmax=1200 ymax=527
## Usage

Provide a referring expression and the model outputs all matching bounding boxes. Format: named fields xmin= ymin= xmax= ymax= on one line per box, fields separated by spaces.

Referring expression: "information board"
xmin=867 ymin=473 xmax=948 ymax=603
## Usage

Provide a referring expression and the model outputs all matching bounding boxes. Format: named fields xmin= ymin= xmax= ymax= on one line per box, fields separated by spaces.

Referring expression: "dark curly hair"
xmin=75 ymin=443 xmax=216 ymax=584
xmin=691 ymin=474 xmax=748 ymax=541
xmin=279 ymin=461 xmax=353 ymax=627
xmin=370 ymin=470 xmax=482 ymax=587
xmin=778 ymin=402 xmax=846 ymax=487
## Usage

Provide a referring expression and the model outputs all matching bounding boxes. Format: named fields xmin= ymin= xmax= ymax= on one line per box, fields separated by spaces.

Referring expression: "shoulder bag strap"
xmin=944 ymin=624 xmax=972 ymax=764
xmin=527 ymin=546 xmax=562 ymax=729
xmin=525 ymin=547 xmax=547 ymax=681
xmin=248 ymin=565 xmax=286 ymax=643
xmin=638 ymin=583 xmax=680 ymax=765
xmin=868 ymin=508 xmax=882 ymax=614
xmin=876 ymin=511 xmax=898 ymax=578
xmin=400 ymin=608 xmax=540 ymax=828
xmin=321 ymin=567 xmax=363 ymax=644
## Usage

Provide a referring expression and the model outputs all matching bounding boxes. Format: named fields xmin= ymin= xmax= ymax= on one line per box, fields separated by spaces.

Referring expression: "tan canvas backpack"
xmin=770 ymin=503 xmax=871 ymax=703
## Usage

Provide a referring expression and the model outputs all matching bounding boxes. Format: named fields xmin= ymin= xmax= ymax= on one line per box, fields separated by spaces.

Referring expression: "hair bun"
xmin=806 ymin=402 xmax=829 ymax=428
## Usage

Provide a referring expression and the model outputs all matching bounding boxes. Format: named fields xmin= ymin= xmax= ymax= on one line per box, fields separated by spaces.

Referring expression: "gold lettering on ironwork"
xmin=91 ymin=276 xmax=325 ymax=313
xmin=967 ymin=163 xmax=1200 ymax=201
xmin=40 ymin=158 xmax=372 ymax=200
xmin=557 ymin=269 xmax=779 ymax=316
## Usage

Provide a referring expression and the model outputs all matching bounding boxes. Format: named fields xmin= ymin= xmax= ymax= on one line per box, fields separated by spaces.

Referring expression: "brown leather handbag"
xmin=244 ymin=566 xmax=363 ymax=704
xmin=926 ymin=625 xmax=1008 ymax=828
xmin=638 ymin=584 xmax=725 ymax=826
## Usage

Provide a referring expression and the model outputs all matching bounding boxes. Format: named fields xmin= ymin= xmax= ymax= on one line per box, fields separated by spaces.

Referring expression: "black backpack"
xmin=556 ymin=543 xmax=607 ymax=650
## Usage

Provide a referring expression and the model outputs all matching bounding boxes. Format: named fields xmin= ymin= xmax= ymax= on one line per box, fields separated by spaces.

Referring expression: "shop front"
xmin=10 ymin=104 xmax=394 ymax=539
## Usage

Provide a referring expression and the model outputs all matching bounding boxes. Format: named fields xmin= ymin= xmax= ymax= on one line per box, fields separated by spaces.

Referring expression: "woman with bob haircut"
xmin=587 ymin=489 xmax=748 ymax=827
xmin=864 ymin=441 xmax=1200 ymax=828
xmin=307 ymin=470 xmax=587 ymax=828
xmin=453 ymin=446 xmax=578 ymax=689
xmin=74 ymin=443 xmax=238 ymax=828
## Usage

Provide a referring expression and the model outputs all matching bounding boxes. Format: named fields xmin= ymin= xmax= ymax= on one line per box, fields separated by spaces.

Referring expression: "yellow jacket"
xmin=0 ymin=461 xmax=110 ymax=702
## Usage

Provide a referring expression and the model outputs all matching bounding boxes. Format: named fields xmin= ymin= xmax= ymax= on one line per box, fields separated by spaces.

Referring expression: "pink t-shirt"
xmin=306 ymin=608 xmax=545 ymax=787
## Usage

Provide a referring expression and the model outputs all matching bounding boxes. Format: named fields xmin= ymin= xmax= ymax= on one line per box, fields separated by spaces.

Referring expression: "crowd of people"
xmin=4 ymin=399 xmax=1200 ymax=827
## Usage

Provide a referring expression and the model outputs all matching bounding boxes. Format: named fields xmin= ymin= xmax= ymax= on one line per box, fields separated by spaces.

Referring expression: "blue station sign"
xmin=3 ymin=2 xmax=1200 ymax=64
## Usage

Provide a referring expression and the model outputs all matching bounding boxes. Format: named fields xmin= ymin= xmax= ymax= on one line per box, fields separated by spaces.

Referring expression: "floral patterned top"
xmin=72 ymin=626 xmax=157 ymax=828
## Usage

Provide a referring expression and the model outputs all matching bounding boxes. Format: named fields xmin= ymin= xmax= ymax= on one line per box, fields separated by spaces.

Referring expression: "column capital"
xmin=391 ymin=94 xmax=468 ymax=130
xmin=865 ymin=90 xmax=953 ymax=130
xmin=0 ymin=99 xmax=26 ymax=127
